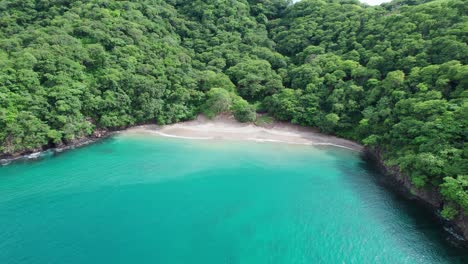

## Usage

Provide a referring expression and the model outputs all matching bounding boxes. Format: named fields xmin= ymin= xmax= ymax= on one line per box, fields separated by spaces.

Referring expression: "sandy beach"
xmin=124 ymin=115 xmax=363 ymax=151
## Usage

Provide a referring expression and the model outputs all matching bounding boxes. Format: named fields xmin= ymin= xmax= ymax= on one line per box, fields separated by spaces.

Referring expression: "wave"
xmin=247 ymin=137 xmax=312 ymax=145
xmin=27 ymin=152 xmax=42 ymax=159
xmin=309 ymin=142 xmax=358 ymax=151
xmin=245 ymin=138 xmax=358 ymax=151
xmin=141 ymin=131 xmax=359 ymax=151
xmin=151 ymin=131 xmax=214 ymax=140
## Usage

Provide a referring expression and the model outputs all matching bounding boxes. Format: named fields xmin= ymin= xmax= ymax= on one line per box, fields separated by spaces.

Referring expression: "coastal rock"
xmin=364 ymin=147 xmax=468 ymax=247
xmin=0 ymin=129 xmax=113 ymax=164
xmin=93 ymin=129 xmax=107 ymax=138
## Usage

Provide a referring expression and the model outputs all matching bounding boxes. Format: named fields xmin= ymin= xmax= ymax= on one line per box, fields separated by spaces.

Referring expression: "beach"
xmin=124 ymin=115 xmax=363 ymax=151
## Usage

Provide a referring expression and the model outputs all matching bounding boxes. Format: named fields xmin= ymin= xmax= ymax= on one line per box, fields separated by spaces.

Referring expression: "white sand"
xmin=124 ymin=115 xmax=363 ymax=151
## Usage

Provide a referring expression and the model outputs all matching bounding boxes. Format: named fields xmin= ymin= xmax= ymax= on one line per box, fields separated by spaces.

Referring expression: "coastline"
xmin=124 ymin=115 xmax=467 ymax=245
xmin=1 ymin=114 xmax=466 ymax=246
xmin=364 ymin=148 xmax=468 ymax=247
xmin=0 ymin=129 xmax=114 ymax=165
xmin=123 ymin=115 xmax=364 ymax=151
xmin=0 ymin=115 xmax=362 ymax=165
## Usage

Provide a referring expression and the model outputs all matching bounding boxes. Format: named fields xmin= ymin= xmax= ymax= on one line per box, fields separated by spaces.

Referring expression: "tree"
xmin=227 ymin=59 xmax=284 ymax=101
xmin=201 ymin=88 xmax=232 ymax=118
xmin=441 ymin=176 xmax=468 ymax=212
xmin=231 ymin=96 xmax=256 ymax=122
xmin=318 ymin=113 xmax=340 ymax=134
xmin=198 ymin=71 xmax=235 ymax=92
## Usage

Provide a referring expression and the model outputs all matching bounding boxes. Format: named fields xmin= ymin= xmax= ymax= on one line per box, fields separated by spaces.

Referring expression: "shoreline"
xmin=1 ymin=115 xmax=466 ymax=246
xmin=124 ymin=115 xmax=363 ymax=151
xmin=0 ymin=115 xmax=362 ymax=165
xmin=0 ymin=132 xmax=114 ymax=166
xmin=364 ymin=148 xmax=468 ymax=247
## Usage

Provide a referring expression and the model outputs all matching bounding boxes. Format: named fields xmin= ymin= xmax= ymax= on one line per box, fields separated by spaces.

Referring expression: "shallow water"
xmin=0 ymin=135 xmax=466 ymax=263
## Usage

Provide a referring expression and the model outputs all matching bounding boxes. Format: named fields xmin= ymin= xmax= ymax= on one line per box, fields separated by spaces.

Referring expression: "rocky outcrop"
xmin=0 ymin=129 xmax=113 ymax=165
xmin=364 ymin=147 xmax=468 ymax=247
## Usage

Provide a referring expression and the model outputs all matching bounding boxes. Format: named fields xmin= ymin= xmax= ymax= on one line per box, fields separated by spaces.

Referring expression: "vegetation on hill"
xmin=0 ymin=0 xmax=466 ymax=218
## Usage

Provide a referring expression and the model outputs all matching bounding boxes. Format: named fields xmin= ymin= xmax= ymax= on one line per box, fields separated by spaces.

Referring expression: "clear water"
xmin=0 ymin=135 xmax=466 ymax=263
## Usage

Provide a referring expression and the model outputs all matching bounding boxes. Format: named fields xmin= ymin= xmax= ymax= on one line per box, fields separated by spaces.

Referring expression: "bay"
xmin=0 ymin=135 xmax=465 ymax=263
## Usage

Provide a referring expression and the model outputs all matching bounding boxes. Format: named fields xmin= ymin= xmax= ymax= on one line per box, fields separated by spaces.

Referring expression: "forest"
xmin=0 ymin=0 xmax=466 ymax=219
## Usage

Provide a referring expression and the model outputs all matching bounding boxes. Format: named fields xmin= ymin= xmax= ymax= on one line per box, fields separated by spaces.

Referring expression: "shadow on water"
xmin=333 ymin=149 xmax=467 ymax=262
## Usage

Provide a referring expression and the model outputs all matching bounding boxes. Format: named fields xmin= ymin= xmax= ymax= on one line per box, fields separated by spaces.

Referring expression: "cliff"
xmin=364 ymin=147 xmax=468 ymax=247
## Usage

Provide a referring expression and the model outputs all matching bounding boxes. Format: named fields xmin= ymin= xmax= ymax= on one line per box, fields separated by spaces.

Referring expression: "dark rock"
xmin=363 ymin=147 xmax=468 ymax=247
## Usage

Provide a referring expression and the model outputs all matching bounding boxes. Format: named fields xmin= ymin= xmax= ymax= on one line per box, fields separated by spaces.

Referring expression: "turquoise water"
xmin=0 ymin=135 xmax=466 ymax=263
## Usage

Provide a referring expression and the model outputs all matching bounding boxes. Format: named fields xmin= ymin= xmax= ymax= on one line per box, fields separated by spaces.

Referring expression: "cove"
xmin=0 ymin=135 xmax=466 ymax=263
